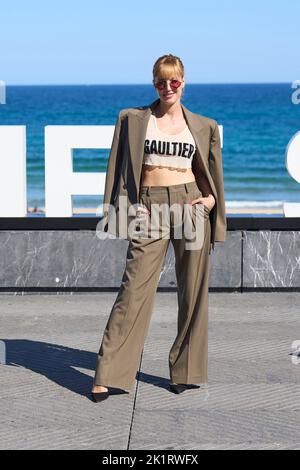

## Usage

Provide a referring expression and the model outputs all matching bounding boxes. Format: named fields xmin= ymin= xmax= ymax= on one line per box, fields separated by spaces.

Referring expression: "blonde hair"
xmin=152 ymin=54 xmax=184 ymax=80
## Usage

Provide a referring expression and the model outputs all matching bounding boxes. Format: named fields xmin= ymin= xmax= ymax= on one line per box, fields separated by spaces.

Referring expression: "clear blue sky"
xmin=0 ymin=0 xmax=298 ymax=85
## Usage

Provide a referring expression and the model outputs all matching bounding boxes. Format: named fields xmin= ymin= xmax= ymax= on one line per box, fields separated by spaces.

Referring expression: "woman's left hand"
xmin=190 ymin=194 xmax=216 ymax=212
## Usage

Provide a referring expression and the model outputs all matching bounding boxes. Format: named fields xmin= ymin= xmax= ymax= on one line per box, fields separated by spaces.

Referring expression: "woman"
xmin=91 ymin=54 xmax=226 ymax=402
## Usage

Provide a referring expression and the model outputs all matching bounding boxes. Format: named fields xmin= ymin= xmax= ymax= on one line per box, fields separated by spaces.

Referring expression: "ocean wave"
xmin=225 ymin=200 xmax=283 ymax=208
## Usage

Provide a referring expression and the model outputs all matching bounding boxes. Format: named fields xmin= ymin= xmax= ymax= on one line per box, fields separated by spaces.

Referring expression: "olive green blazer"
xmin=99 ymin=97 xmax=227 ymax=251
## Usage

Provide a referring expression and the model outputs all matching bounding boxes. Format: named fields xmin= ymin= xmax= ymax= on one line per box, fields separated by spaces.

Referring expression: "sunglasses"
xmin=153 ymin=79 xmax=182 ymax=91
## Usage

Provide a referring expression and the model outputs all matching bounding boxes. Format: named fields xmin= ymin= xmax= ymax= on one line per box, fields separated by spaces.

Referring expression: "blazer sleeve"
xmin=102 ymin=110 xmax=124 ymax=208
xmin=209 ymin=121 xmax=227 ymax=242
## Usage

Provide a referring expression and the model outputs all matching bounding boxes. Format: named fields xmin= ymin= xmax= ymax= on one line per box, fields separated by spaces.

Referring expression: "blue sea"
xmin=0 ymin=83 xmax=299 ymax=212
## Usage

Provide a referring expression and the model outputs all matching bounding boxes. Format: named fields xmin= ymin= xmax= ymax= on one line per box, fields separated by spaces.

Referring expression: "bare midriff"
xmin=140 ymin=165 xmax=196 ymax=186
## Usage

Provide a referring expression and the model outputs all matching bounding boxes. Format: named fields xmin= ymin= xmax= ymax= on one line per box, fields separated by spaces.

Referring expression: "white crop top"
xmin=143 ymin=114 xmax=196 ymax=170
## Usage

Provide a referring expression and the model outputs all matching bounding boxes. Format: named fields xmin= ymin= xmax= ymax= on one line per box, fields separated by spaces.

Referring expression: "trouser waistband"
xmin=140 ymin=181 xmax=199 ymax=196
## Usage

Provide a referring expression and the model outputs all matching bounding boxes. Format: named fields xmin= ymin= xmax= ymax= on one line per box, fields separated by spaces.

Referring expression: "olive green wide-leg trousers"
xmin=93 ymin=180 xmax=212 ymax=391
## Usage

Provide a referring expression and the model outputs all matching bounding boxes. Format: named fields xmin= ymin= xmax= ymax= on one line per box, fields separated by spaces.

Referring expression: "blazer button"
xmin=123 ymin=184 xmax=127 ymax=189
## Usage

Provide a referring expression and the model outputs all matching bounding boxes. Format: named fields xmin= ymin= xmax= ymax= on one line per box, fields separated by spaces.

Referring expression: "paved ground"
xmin=0 ymin=292 xmax=299 ymax=450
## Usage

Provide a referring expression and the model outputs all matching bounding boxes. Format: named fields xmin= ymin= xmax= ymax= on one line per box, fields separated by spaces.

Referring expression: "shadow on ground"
xmin=1 ymin=339 xmax=192 ymax=399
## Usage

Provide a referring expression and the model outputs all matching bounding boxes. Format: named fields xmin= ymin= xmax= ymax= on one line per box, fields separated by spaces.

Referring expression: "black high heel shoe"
xmin=91 ymin=389 xmax=109 ymax=402
xmin=169 ymin=383 xmax=188 ymax=394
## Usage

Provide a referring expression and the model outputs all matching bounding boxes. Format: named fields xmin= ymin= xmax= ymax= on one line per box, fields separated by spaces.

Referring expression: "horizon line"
xmin=3 ymin=81 xmax=293 ymax=87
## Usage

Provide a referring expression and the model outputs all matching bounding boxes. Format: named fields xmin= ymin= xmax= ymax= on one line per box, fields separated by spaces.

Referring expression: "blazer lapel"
xmin=128 ymin=98 xmax=217 ymax=200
